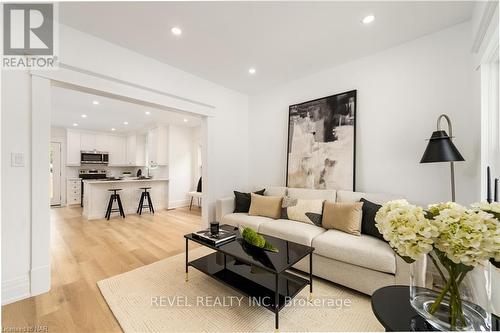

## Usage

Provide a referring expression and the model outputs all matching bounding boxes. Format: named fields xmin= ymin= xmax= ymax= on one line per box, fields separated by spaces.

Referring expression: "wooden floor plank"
xmin=2 ymin=206 xmax=202 ymax=332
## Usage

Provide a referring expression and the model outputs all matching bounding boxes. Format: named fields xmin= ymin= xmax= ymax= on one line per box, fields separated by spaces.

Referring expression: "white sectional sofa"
xmin=215 ymin=186 xmax=410 ymax=296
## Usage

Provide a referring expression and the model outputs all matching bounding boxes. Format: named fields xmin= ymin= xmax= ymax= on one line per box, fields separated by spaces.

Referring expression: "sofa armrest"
xmin=216 ymin=197 xmax=235 ymax=222
xmin=395 ymin=255 xmax=426 ymax=285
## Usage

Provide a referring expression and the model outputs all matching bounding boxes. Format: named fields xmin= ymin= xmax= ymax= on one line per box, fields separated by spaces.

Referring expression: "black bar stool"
xmin=105 ymin=189 xmax=125 ymax=220
xmin=137 ymin=187 xmax=154 ymax=215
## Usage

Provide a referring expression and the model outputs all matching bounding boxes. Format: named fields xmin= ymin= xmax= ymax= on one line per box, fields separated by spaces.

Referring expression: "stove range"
xmin=79 ymin=169 xmax=107 ymax=207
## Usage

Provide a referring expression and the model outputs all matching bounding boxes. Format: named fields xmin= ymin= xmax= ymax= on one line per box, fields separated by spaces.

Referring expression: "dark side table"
xmin=371 ymin=285 xmax=499 ymax=331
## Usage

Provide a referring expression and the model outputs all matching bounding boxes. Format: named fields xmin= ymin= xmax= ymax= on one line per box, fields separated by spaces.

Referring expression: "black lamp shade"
xmin=420 ymin=130 xmax=465 ymax=163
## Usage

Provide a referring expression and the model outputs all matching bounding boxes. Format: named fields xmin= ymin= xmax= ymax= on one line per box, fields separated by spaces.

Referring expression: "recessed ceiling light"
xmin=362 ymin=15 xmax=375 ymax=24
xmin=248 ymin=68 xmax=256 ymax=75
xmin=183 ymin=118 xmax=188 ymax=122
xmin=171 ymin=27 xmax=182 ymax=36
xmin=73 ymin=123 xmax=78 ymax=127
xmin=145 ymin=111 xmax=151 ymax=115
xmin=111 ymin=128 xmax=116 ymax=131
xmin=123 ymin=121 xmax=129 ymax=125
xmin=92 ymin=100 xmax=99 ymax=105
xmin=81 ymin=114 xmax=87 ymax=118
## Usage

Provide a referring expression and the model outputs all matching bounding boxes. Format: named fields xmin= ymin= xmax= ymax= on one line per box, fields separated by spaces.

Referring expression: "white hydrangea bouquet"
xmin=375 ymin=200 xmax=500 ymax=330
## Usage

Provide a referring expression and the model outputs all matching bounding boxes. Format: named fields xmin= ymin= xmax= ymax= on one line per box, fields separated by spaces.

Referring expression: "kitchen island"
xmin=82 ymin=178 xmax=168 ymax=220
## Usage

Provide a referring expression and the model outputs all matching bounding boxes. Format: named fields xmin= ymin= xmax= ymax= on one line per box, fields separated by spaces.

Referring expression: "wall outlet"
xmin=11 ymin=152 xmax=25 ymax=167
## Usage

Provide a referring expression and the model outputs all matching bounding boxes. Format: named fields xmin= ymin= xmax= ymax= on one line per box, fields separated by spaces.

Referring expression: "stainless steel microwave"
xmin=80 ymin=151 xmax=109 ymax=164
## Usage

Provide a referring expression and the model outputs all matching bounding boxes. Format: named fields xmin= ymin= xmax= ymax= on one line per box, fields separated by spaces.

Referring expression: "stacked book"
xmin=192 ymin=229 xmax=236 ymax=246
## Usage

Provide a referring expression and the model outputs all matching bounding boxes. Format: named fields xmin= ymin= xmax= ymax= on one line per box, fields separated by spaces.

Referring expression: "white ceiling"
xmin=59 ymin=1 xmax=474 ymax=95
xmin=51 ymin=85 xmax=201 ymax=133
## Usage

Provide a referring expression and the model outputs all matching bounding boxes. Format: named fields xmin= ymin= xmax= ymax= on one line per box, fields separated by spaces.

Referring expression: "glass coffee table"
xmin=184 ymin=225 xmax=314 ymax=330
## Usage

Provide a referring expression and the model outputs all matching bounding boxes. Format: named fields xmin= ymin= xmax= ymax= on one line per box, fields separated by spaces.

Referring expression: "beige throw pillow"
xmin=249 ymin=193 xmax=283 ymax=219
xmin=322 ymin=201 xmax=364 ymax=236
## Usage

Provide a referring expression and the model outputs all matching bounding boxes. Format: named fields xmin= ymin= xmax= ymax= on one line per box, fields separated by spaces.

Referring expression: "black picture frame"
xmin=286 ymin=90 xmax=357 ymax=191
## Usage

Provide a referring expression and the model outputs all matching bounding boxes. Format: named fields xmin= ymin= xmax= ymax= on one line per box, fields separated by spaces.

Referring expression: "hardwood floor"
xmin=2 ymin=205 xmax=202 ymax=332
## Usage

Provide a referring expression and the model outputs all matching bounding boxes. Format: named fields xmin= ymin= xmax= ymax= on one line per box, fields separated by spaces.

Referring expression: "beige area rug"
xmin=98 ymin=247 xmax=384 ymax=332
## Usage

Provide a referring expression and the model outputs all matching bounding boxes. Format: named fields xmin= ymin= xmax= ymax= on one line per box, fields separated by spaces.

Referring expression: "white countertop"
xmin=83 ymin=178 xmax=169 ymax=184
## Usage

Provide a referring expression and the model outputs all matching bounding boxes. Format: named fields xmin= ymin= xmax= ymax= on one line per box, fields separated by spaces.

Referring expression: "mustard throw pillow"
xmin=249 ymin=193 xmax=283 ymax=219
xmin=322 ymin=201 xmax=364 ymax=235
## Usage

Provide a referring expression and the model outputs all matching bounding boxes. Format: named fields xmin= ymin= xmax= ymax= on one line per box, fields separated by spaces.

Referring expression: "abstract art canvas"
xmin=286 ymin=90 xmax=356 ymax=190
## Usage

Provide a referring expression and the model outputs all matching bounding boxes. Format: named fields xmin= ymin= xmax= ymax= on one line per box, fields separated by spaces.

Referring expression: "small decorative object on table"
xmin=192 ymin=227 xmax=235 ymax=246
xmin=240 ymin=226 xmax=279 ymax=253
xmin=210 ymin=221 xmax=219 ymax=236
xmin=375 ymin=200 xmax=500 ymax=331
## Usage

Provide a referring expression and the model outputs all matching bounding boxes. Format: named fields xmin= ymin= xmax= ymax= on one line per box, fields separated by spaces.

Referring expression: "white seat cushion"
xmin=221 ymin=213 xmax=273 ymax=230
xmin=188 ymin=191 xmax=202 ymax=198
xmin=258 ymin=219 xmax=326 ymax=246
xmin=287 ymin=187 xmax=336 ymax=201
xmin=336 ymin=190 xmax=401 ymax=205
xmin=312 ymin=229 xmax=396 ymax=274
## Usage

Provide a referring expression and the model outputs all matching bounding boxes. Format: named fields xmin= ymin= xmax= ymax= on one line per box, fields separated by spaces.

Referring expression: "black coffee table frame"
xmin=184 ymin=226 xmax=314 ymax=330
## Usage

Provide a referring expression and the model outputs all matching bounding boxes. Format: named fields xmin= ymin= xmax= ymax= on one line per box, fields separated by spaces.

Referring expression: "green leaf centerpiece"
xmin=241 ymin=227 xmax=279 ymax=253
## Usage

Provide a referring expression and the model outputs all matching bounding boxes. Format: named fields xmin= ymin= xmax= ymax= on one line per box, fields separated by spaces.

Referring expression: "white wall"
xmin=168 ymin=125 xmax=196 ymax=208
xmin=1 ymin=24 xmax=249 ymax=304
xmin=1 ymin=70 xmax=32 ymax=304
xmin=249 ymin=22 xmax=480 ymax=206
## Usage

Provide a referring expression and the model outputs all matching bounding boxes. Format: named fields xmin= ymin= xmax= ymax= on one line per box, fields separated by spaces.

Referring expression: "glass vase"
xmin=410 ymin=251 xmax=492 ymax=331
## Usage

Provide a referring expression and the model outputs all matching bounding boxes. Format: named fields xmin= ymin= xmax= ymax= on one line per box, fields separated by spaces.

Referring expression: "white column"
xmin=30 ymin=75 xmax=51 ymax=296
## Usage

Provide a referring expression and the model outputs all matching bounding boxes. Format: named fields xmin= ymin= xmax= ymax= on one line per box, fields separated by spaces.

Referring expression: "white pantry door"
xmin=50 ymin=142 xmax=62 ymax=206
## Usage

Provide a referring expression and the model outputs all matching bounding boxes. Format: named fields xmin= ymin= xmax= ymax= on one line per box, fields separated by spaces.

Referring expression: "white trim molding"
xmin=30 ymin=265 xmax=51 ymax=297
xmin=471 ymin=1 xmax=498 ymax=53
xmin=168 ymin=198 xmax=192 ymax=209
xmin=2 ymin=275 xmax=30 ymax=305
xmin=31 ymin=64 xmax=216 ymax=118
xmin=31 ymin=76 xmax=52 ymax=296
xmin=471 ymin=1 xmax=499 ymax=67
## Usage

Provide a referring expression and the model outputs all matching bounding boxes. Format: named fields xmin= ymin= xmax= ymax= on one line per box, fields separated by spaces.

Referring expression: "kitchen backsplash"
xmin=66 ymin=165 xmax=169 ymax=179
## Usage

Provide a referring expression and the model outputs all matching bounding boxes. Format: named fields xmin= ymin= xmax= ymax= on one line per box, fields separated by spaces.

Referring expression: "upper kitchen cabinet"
xmin=108 ymin=135 xmax=127 ymax=166
xmin=67 ymin=129 xmax=81 ymax=166
xmin=126 ymin=134 xmax=146 ymax=166
xmin=147 ymin=126 xmax=168 ymax=165
xmin=67 ymin=129 xmax=129 ymax=166
xmin=95 ymin=134 xmax=110 ymax=152
xmin=80 ymin=133 xmax=96 ymax=151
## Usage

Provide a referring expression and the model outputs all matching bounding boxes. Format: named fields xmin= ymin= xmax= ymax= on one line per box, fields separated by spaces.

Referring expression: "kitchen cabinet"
xmin=66 ymin=178 xmax=81 ymax=205
xmin=147 ymin=126 xmax=168 ymax=165
xmin=126 ymin=134 xmax=146 ymax=166
xmin=80 ymin=133 xmax=97 ymax=151
xmin=108 ymin=135 xmax=127 ymax=165
xmin=66 ymin=129 xmax=146 ymax=167
xmin=66 ymin=130 xmax=81 ymax=166
xmin=95 ymin=134 xmax=109 ymax=152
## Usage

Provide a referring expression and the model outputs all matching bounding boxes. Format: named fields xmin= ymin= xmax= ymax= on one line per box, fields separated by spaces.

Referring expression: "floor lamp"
xmin=420 ymin=114 xmax=465 ymax=202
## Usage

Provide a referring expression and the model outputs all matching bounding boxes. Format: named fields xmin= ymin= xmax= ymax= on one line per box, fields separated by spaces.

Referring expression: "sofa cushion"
xmin=322 ymin=201 xmax=363 ymax=235
xmin=233 ymin=189 xmax=265 ymax=213
xmin=249 ymin=194 xmax=283 ymax=219
xmin=287 ymin=187 xmax=336 ymax=201
xmin=360 ymin=198 xmax=385 ymax=241
xmin=258 ymin=219 xmax=326 ymax=246
xmin=312 ymin=229 xmax=396 ymax=274
xmin=336 ymin=190 xmax=401 ymax=205
xmin=281 ymin=196 xmax=323 ymax=226
xmin=221 ymin=213 xmax=274 ymax=230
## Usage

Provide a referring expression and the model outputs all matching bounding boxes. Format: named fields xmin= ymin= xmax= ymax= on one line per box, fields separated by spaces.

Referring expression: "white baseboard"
xmin=1 ymin=274 xmax=30 ymax=305
xmin=168 ymin=199 xmax=191 ymax=209
xmin=30 ymin=265 xmax=50 ymax=297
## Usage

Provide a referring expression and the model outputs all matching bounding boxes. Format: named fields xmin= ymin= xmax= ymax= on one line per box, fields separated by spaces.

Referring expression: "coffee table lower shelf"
xmin=187 ymin=252 xmax=309 ymax=323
